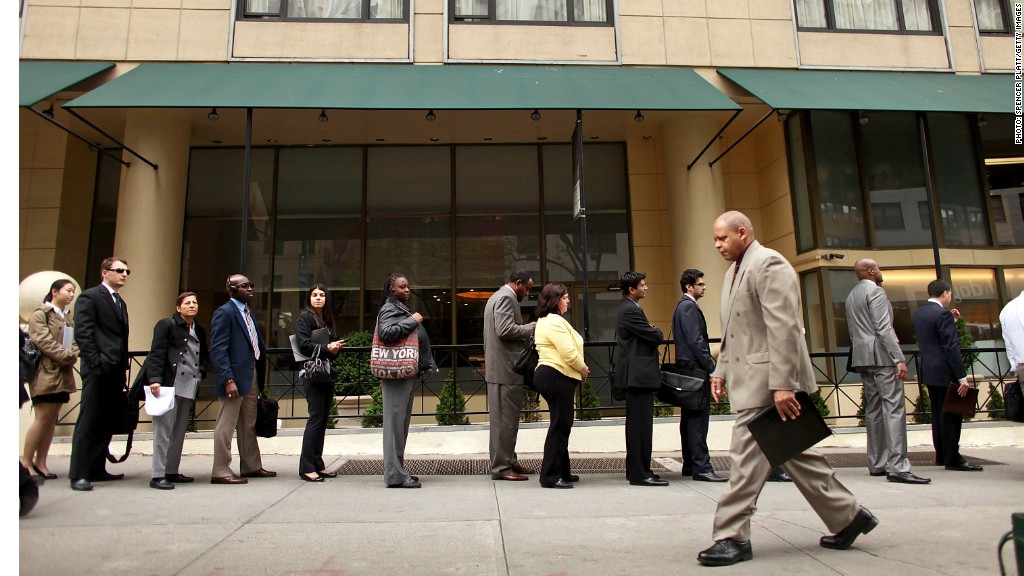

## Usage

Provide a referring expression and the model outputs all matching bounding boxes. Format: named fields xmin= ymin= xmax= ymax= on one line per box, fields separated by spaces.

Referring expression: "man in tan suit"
xmin=697 ymin=212 xmax=877 ymax=567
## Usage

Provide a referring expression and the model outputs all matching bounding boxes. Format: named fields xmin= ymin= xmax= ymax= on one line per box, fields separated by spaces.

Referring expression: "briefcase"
xmin=255 ymin=393 xmax=279 ymax=438
xmin=747 ymin=391 xmax=832 ymax=468
xmin=944 ymin=382 xmax=979 ymax=418
xmin=657 ymin=362 xmax=709 ymax=412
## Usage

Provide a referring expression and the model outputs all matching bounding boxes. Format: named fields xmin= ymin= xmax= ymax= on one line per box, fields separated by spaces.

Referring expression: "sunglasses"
xmin=106 ymin=268 xmax=131 ymax=276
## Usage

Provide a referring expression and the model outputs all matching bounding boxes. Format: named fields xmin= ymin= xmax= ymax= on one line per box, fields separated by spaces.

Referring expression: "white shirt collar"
xmin=45 ymin=302 xmax=66 ymax=318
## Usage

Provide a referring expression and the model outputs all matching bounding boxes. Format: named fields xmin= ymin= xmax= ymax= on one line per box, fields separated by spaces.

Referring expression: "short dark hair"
xmin=680 ymin=269 xmax=704 ymax=292
xmin=176 ymin=291 xmax=197 ymax=307
xmin=927 ymin=279 xmax=951 ymax=298
xmin=508 ymin=270 xmax=532 ymax=284
xmin=44 ymin=279 xmax=74 ymax=303
xmin=620 ymin=271 xmax=646 ymax=295
xmin=535 ymin=283 xmax=568 ymax=318
xmin=100 ymin=256 xmax=127 ymax=272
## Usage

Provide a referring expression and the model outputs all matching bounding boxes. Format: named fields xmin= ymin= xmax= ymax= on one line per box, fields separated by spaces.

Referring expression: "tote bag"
xmin=369 ymin=323 xmax=419 ymax=380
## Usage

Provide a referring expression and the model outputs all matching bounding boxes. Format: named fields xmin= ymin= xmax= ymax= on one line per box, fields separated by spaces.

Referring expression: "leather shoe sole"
xmin=820 ymin=507 xmax=879 ymax=550
xmin=693 ymin=472 xmax=728 ymax=483
xmin=70 ymin=479 xmax=93 ymax=491
xmin=166 ymin=474 xmax=194 ymax=483
xmin=300 ymin=474 xmax=325 ymax=483
xmin=211 ymin=475 xmax=248 ymax=485
xmin=150 ymin=478 xmax=175 ymax=490
xmin=945 ymin=463 xmax=983 ymax=472
xmin=887 ymin=472 xmax=931 ymax=484
xmin=387 ymin=479 xmax=421 ymax=488
xmin=563 ymin=474 xmax=580 ymax=483
xmin=240 ymin=469 xmax=277 ymax=478
xmin=494 ymin=471 xmax=528 ymax=481
xmin=317 ymin=471 xmax=339 ymax=479
xmin=629 ymin=477 xmax=669 ymax=486
xmin=697 ymin=539 xmax=753 ymax=566
xmin=868 ymin=471 xmax=886 ymax=477
xmin=540 ymin=479 xmax=574 ymax=489
xmin=92 ymin=472 xmax=124 ymax=482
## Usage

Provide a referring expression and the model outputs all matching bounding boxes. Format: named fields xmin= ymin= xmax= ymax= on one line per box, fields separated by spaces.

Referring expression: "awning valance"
xmin=719 ymin=69 xmax=1012 ymax=114
xmin=20 ymin=61 xmax=114 ymax=107
xmin=65 ymin=63 xmax=740 ymax=111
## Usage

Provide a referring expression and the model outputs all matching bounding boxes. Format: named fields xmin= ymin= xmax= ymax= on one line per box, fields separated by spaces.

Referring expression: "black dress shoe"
xmin=697 ymin=538 xmax=753 ymax=566
xmin=165 ymin=473 xmax=194 ymax=483
xmin=92 ymin=471 xmax=124 ymax=482
xmin=868 ymin=470 xmax=886 ymax=477
xmin=317 ymin=470 xmax=338 ymax=479
xmin=887 ymin=471 xmax=930 ymax=484
xmin=33 ymin=465 xmax=58 ymax=480
xmin=387 ymin=479 xmax=421 ymax=488
xmin=562 ymin=474 xmax=580 ymax=483
xmin=629 ymin=477 xmax=669 ymax=486
xmin=693 ymin=472 xmax=728 ymax=483
xmin=150 ymin=478 xmax=175 ymax=490
xmin=300 ymin=473 xmax=325 ymax=483
xmin=540 ymin=479 xmax=574 ymax=489
xmin=70 ymin=479 xmax=93 ymax=491
xmin=945 ymin=462 xmax=983 ymax=472
xmin=767 ymin=471 xmax=792 ymax=482
xmin=820 ymin=507 xmax=879 ymax=550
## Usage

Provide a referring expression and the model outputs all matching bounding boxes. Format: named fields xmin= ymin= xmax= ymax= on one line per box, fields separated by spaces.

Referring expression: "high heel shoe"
xmin=317 ymin=470 xmax=338 ymax=479
xmin=32 ymin=465 xmax=57 ymax=480
xmin=300 ymin=473 xmax=324 ymax=483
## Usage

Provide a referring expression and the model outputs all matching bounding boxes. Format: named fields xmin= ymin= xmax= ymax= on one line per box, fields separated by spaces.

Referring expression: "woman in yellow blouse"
xmin=533 ymin=283 xmax=589 ymax=489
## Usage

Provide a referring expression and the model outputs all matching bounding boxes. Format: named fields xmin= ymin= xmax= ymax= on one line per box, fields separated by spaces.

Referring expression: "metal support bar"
xmin=708 ymin=109 xmax=776 ymax=168
xmin=687 ymin=109 xmax=742 ymax=170
xmin=24 ymin=106 xmax=130 ymax=168
xmin=64 ymin=108 xmax=158 ymax=170
xmin=918 ymin=113 xmax=943 ymax=279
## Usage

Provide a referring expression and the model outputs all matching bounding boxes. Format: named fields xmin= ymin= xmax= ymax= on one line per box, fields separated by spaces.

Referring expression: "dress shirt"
xmin=1000 ymin=292 xmax=1024 ymax=369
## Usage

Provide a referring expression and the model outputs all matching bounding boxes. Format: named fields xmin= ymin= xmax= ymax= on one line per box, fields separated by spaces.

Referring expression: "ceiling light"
xmin=977 ymin=113 xmax=988 ymax=127
xmin=208 ymin=108 xmax=219 ymax=121
xmin=634 ymin=110 xmax=645 ymax=122
xmin=984 ymin=156 xmax=1024 ymax=166
xmin=318 ymin=108 xmax=328 ymax=123
xmin=858 ymin=111 xmax=869 ymax=125
xmin=531 ymin=109 xmax=541 ymax=121
xmin=266 ymin=138 xmax=277 ymax=143
xmin=430 ymin=137 xmax=439 ymax=142
xmin=425 ymin=110 xmax=436 ymax=122
xmin=42 ymin=103 xmax=54 ymax=118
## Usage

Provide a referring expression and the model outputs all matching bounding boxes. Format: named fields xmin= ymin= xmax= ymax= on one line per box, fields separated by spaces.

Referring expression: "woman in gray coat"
xmin=375 ymin=272 xmax=436 ymax=488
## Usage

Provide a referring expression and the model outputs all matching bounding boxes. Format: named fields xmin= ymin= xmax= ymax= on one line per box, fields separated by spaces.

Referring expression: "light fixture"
xmin=537 ymin=136 xmax=547 ymax=141
xmin=321 ymin=138 xmax=331 ymax=143
xmin=41 ymin=103 xmax=54 ymax=118
xmin=858 ymin=111 xmax=869 ymax=125
xmin=776 ymin=110 xmax=788 ymax=123
xmin=208 ymin=108 xmax=219 ymax=121
xmin=977 ymin=113 xmax=989 ymax=127
xmin=318 ymin=108 xmax=328 ymax=123
xmin=531 ymin=109 xmax=541 ymax=121
xmin=425 ymin=109 xmax=436 ymax=122
xmin=430 ymin=137 xmax=439 ymax=142
xmin=266 ymin=138 xmax=277 ymax=143
xmin=634 ymin=110 xmax=645 ymax=122
xmin=212 ymin=139 xmax=222 ymax=144
xmin=822 ymin=252 xmax=846 ymax=261
xmin=376 ymin=138 xmax=385 ymax=142
xmin=483 ymin=137 xmax=493 ymax=141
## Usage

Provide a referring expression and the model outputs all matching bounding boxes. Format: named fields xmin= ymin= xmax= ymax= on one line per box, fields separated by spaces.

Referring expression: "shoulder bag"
xmin=256 ymin=391 xmax=279 ymax=438
xmin=370 ymin=322 xmax=419 ymax=380
xmin=303 ymin=344 xmax=335 ymax=383
xmin=512 ymin=336 xmax=539 ymax=390
xmin=1005 ymin=380 xmax=1024 ymax=422
xmin=656 ymin=342 xmax=709 ymax=412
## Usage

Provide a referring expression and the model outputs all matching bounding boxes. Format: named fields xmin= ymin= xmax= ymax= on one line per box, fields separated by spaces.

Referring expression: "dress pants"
xmin=488 ymin=380 xmax=524 ymax=478
xmin=713 ymin=407 xmax=859 ymax=542
xmin=212 ymin=379 xmax=263 ymax=478
xmin=860 ymin=365 xmax=911 ymax=474
xmin=680 ymin=404 xmax=712 ymax=475
xmin=533 ymin=366 xmax=577 ymax=485
xmin=382 ymin=376 xmax=416 ymax=486
xmin=625 ymin=387 xmax=656 ymax=481
xmin=152 ymin=396 xmax=194 ymax=478
xmin=70 ymin=369 xmax=125 ymax=481
xmin=927 ymin=384 xmax=965 ymax=466
xmin=299 ymin=375 xmax=335 ymax=475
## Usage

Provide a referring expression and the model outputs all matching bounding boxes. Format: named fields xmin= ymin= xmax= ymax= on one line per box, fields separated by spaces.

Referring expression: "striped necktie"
xmin=244 ymin=306 xmax=260 ymax=360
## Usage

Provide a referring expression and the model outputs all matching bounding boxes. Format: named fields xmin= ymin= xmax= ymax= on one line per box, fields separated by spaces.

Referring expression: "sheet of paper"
xmin=144 ymin=386 xmax=175 ymax=416
xmin=62 ymin=326 xmax=74 ymax=350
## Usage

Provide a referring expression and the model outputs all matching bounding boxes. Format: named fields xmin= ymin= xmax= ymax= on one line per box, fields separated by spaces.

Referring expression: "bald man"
xmin=846 ymin=260 xmax=928 ymax=484
xmin=697 ymin=212 xmax=876 ymax=567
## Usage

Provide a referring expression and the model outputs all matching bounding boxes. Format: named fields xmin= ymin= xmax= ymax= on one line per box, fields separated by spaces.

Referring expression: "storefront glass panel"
xmin=809 ymin=111 xmax=867 ymax=248
xmin=929 ymin=113 xmax=991 ymax=247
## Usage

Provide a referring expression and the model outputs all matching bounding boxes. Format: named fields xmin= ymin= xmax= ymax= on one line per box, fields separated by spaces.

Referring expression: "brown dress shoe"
xmin=241 ymin=468 xmax=277 ymax=478
xmin=494 ymin=470 xmax=528 ymax=481
xmin=210 ymin=475 xmax=248 ymax=485
xmin=512 ymin=464 xmax=536 ymax=475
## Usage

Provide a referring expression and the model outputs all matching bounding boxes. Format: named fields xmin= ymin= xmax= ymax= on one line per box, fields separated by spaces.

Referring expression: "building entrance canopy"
xmin=19 ymin=61 xmax=113 ymax=107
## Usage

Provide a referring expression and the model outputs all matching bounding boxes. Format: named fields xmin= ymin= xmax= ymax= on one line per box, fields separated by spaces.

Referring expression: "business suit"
xmin=712 ymin=241 xmax=859 ymax=542
xmin=70 ymin=283 xmax=130 ymax=482
xmin=672 ymin=294 xmax=714 ymax=476
xmin=614 ymin=296 xmax=664 ymax=482
xmin=209 ymin=299 xmax=268 ymax=478
xmin=846 ymin=279 xmax=911 ymax=475
xmin=911 ymin=300 xmax=968 ymax=467
xmin=484 ymin=284 xmax=535 ymax=478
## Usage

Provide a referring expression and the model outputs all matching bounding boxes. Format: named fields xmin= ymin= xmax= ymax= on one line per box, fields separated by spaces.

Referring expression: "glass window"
xmin=810 ymin=111 xmax=867 ymax=248
xmin=451 ymin=0 xmax=610 ymax=24
xmin=796 ymin=0 xmax=938 ymax=32
xmin=929 ymin=113 xmax=991 ymax=247
xmin=84 ymin=151 xmax=123 ymax=289
xmin=802 ymin=270 xmax=826 ymax=352
xmin=980 ymin=115 xmax=1024 ymax=246
xmin=786 ymin=114 xmax=815 ymax=252
xmin=242 ymin=0 xmax=406 ymax=20
xmin=862 ymin=112 xmax=931 ymax=247
xmin=1006 ymin=268 xmax=1024 ymax=299
xmin=951 ymin=268 xmax=1001 ymax=344
xmin=975 ymin=0 xmax=1010 ymax=32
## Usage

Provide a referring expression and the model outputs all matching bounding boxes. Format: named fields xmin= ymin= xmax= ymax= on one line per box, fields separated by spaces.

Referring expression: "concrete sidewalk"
xmin=19 ymin=421 xmax=1024 ymax=576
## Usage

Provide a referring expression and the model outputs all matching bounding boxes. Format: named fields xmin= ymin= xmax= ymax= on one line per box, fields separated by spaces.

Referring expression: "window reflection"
xmin=929 ymin=113 xmax=991 ymax=247
xmin=810 ymin=112 xmax=867 ymax=247
xmin=950 ymin=268 xmax=1001 ymax=343
xmin=861 ymin=112 xmax=931 ymax=247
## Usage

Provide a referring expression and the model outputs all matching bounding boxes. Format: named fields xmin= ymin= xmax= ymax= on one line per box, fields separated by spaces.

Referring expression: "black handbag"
xmin=512 ymin=337 xmax=539 ymax=376
xmin=256 ymin=392 xmax=279 ymax=438
xmin=1004 ymin=381 xmax=1024 ymax=423
xmin=303 ymin=345 xmax=334 ymax=383
xmin=106 ymin=381 xmax=140 ymax=464
xmin=656 ymin=345 xmax=709 ymax=411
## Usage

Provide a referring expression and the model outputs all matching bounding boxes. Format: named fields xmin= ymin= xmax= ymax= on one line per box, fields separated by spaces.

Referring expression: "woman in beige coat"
xmin=23 ymin=279 xmax=79 ymax=480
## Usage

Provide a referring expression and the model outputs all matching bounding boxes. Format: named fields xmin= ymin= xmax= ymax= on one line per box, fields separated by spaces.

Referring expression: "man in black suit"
xmin=672 ymin=269 xmax=726 ymax=483
xmin=70 ymin=257 xmax=131 ymax=491
xmin=911 ymin=279 xmax=982 ymax=472
xmin=614 ymin=271 xmax=668 ymax=487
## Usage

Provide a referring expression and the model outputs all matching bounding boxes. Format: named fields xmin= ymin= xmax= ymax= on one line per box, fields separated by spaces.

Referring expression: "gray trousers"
xmin=382 ymin=376 xmax=416 ymax=486
xmin=713 ymin=407 xmax=859 ymax=542
xmin=151 ymin=396 xmax=194 ymax=479
xmin=860 ymin=365 xmax=911 ymax=474
xmin=488 ymin=380 xmax=524 ymax=478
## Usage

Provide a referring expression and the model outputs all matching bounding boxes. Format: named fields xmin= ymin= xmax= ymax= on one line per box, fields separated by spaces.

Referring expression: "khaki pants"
xmin=212 ymin=381 xmax=263 ymax=478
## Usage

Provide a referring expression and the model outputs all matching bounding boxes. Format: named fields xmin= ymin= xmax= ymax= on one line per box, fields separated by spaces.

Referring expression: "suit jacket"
xmin=483 ymin=285 xmax=534 ymax=384
xmin=672 ymin=295 xmax=715 ymax=374
xmin=73 ymin=283 xmax=129 ymax=380
xmin=911 ymin=300 xmax=966 ymax=386
xmin=614 ymin=297 xmax=664 ymax=390
xmin=146 ymin=312 xmax=209 ymax=386
xmin=712 ymin=241 xmax=817 ymax=412
xmin=846 ymin=279 xmax=905 ymax=368
xmin=209 ymin=299 xmax=267 ymax=397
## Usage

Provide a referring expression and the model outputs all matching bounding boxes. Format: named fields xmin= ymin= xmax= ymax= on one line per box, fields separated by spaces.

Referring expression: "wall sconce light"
xmin=858 ymin=111 xmax=869 ymax=126
xmin=425 ymin=110 xmax=436 ymax=122
xmin=42 ymin=103 xmax=54 ymax=118
xmin=531 ymin=109 xmax=541 ymax=121
xmin=777 ymin=110 xmax=788 ymax=123
xmin=318 ymin=108 xmax=329 ymax=123
xmin=822 ymin=252 xmax=846 ymax=261
xmin=208 ymin=108 xmax=219 ymax=121
xmin=977 ymin=113 xmax=989 ymax=127
xmin=634 ymin=110 xmax=645 ymax=122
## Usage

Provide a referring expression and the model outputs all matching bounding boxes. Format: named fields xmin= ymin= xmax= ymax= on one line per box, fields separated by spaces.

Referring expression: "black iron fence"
xmin=55 ymin=341 xmax=1016 ymax=431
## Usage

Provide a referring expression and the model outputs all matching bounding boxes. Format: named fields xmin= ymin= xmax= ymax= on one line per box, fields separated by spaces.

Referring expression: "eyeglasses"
xmin=106 ymin=268 xmax=131 ymax=276
xmin=234 ymin=283 xmax=255 ymax=289
xmin=695 ymin=282 xmax=707 ymax=287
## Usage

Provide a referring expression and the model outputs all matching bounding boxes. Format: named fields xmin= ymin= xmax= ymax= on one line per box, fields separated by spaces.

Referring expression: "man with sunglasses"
xmin=70 ymin=257 xmax=131 ymax=491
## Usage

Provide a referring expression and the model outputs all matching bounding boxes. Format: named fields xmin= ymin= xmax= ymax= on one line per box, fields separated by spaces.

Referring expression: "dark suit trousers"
xmin=534 ymin=366 xmax=577 ymax=485
xmin=70 ymin=370 xmax=125 ymax=480
xmin=680 ymin=405 xmax=712 ymax=475
xmin=625 ymin=388 xmax=656 ymax=481
xmin=299 ymin=375 xmax=334 ymax=475
xmin=928 ymin=384 xmax=965 ymax=466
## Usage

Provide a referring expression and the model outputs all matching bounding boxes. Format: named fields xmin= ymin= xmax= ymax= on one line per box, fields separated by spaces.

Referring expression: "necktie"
xmin=244 ymin=306 xmax=260 ymax=360
xmin=112 ymin=292 xmax=124 ymax=322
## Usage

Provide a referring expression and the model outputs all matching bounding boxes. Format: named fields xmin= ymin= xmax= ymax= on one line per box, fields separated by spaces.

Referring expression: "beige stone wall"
xmin=233 ymin=21 xmax=410 ymax=60
xmin=447 ymin=24 xmax=616 ymax=62
xmin=20 ymin=110 xmax=68 ymax=280
xmin=797 ymin=33 xmax=951 ymax=69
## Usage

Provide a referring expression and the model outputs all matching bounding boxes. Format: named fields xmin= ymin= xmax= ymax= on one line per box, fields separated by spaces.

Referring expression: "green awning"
xmin=65 ymin=63 xmax=740 ymax=111
xmin=19 ymin=61 xmax=114 ymax=107
xmin=719 ymin=69 xmax=1012 ymax=114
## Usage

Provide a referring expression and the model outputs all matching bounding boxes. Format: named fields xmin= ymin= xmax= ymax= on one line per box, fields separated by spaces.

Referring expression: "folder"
xmin=310 ymin=327 xmax=331 ymax=345
xmin=943 ymin=383 xmax=979 ymax=418
xmin=747 ymin=391 xmax=832 ymax=468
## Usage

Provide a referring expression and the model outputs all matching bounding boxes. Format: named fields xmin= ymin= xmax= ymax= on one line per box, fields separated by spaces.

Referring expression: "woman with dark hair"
xmin=296 ymin=283 xmax=348 ymax=482
xmin=533 ymin=282 xmax=588 ymax=489
xmin=376 ymin=273 xmax=437 ymax=488
xmin=22 ymin=279 xmax=79 ymax=479
xmin=145 ymin=291 xmax=209 ymax=490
